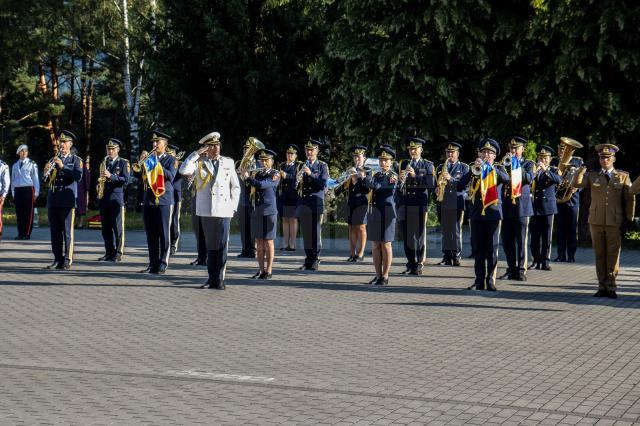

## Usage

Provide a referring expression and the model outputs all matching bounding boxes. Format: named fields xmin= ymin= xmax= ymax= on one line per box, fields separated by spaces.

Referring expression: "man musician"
xmin=397 ymin=137 xmax=435 ymax=275
xmin=458 ymin=138 xmax=510 ymax=291
xmin=333 ymin=145 xmax=371 ymax=262
xmin=137 ymin=130 xmax=176 ymax=274
xmin=236 ymin=139 xmax=256 ymax=258
xmin=551 ymin=142 xmax=584 ymax=263
xmin=167 ymin=144 xmax=184 ymax=256
xmin=529 ymin=145 xmax=562 ymax=271
xmin=180 ymin=131 xmax=240 ymax=290
xmin=500 ymin=136 xmax=534 ymax=281
xmin=435 ymin=141 xmax=469 ymax=266
xmin=296 ymin=139 xmax=329 ymax=270
xmin=97 ymin=138 xmax=130 ymax=262
xmin=43 ymin=130 xmax=83 ymax=270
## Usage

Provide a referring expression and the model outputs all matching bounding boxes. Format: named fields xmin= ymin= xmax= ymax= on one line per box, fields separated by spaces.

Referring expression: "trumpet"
xmin=296 ymin=160 xmax=311 ymax=193
xmin=501 ymin=153 xmax=513 ymax=168
xmin=469 ymin=159 xmax=483 ymax=176
xmin=131 ymin=149 xmax=157 ymax=173
xmin=328 ymin=166 xmax=368 ymax=191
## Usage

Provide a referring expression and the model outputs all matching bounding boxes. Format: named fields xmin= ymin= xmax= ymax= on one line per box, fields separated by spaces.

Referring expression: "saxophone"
xmin=436 ymin=162 xmax=449 ymax=203
xmin=96 ymin=156 xmax=109 ymax=200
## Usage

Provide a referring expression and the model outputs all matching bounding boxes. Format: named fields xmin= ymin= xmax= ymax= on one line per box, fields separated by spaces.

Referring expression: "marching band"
xmin=3 ymin=128 xmax=640 ymax=298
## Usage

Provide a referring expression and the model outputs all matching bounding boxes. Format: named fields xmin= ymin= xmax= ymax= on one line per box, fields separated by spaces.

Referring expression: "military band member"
xmin=571 ymin=144 xmax=635 ymax=299
xmin=459 ymin=138 xmax=510 ymax=291
xmin=167 ymin=144 xmax=183 ymax=256
xmin=296 ymin=139 xmax=329 ymax=270
xmin=334 ymin=145 xmax=371 ymax=262
xmin=397 ymin=137 xmax=436 ymax=275
xmin=0 ymin=157 xmax=9 ymax=241
xmin=500 ymin=136 xmax=534 ymax=281
xmin=366 ymin=146 xmax=398 ymax=285
xmin=529 ymin=145 xmax=562 ymax=271
xmin=237 ymin=139 xmax=256 ymax=258
xmin=436 ymin=141 xmax=469 ymax=266
xmin=552 ymin=143 xmax=584 ymax=263
xmin=43 ymin=130 xmax=83 ymax=270
xmin=180 ymin=131 xmax=240 ymax=290
xmin=11 ymin=145 xmax=39 ymax=240
xmin=243 ymin=149 xmax=280 ymax=279
xmin=277 ymin=144 xmax=301 ymax=251
xmin=97 ymin=138 xmax=129 ymax=262
xmin=139 ymin=130 xmax=176 ymax=274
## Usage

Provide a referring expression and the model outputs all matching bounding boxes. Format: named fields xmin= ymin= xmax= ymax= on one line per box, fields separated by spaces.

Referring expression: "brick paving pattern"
xmin=1 ymin=225 xmax=639 ymax=424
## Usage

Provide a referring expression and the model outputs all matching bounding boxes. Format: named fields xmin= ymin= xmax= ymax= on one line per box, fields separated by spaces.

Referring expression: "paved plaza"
xmin=1 ymin=225 xmax=640 ymax=425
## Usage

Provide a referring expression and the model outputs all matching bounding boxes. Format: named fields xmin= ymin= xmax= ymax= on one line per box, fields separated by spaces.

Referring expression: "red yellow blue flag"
xmin=480 ymin=162 xmax=499 ymax=215
xmin=509 ymin=156 xmax=522 ymax=204
xmin=144 ymin=154 xmax=165 ymax=204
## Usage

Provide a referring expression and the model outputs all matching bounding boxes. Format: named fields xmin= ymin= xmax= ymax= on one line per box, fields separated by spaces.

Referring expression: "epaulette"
xmin=318 ymin=159 xmax=327 ymax=165
xmin=616 ymin=170 xmax=629 ymax=176
xmin=220 ymin=155 xmax=231 ymax=161
xmin=122 ymin=158 xmax=130 ymax=164
xmin=573 ymin=156 xmax=582 ymax=160
xmin=424 ymin=159 xmax=434 ymax=164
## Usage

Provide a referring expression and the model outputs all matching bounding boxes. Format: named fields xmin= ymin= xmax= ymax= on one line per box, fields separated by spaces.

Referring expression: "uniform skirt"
xmin=347 ymin=204 xmax=368 ymax=226
xmin=278 ymin=203 xmax=297 ymax=219
xmin=367 ymin=205 xmax=396 ymax=242
xmin=252 ymin=213 xmax=278 ymax=240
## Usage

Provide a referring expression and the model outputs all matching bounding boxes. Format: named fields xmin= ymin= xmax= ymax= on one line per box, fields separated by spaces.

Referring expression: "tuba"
xmin=556 ymin=137 xmax=584 ymax=203
xmin=96 ymin=156 xmax=109 ymax=200
xmin=238 ymin=137 xmax=265 ymax=176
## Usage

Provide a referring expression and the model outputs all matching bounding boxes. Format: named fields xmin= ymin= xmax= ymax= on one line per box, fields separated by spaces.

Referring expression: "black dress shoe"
xmin=593 ymin=290 xmax=607 ymax=297
xmin=212 ymin=281 xmax=225 ymax=290
xmin=346 ymin=256 xmax=355 ymax=262
xmin=353 ymin=256 xmax=365 ymax=262
xmin=541 ymin=264 xmax=552 ymax=271
xmin=14 ymin=236 xmax=23 ymax=240
xmin=486 ymin=283 xmax=497 ymax=291
xmin=553 ymin=256 xmax=566 ymax=262
xmin=467 ymin=282 xmax=485 ymax=290
xmin=56 ymin=262 xmax=69 ymax=270
xmin=285 ymin=247 xmax=296 ymax=251
xmin=45 ymin=261 xmax=60 ymax=269
xmin=279 ymin=247 xmax=286 ymax=251
xmin=401 ymin=268 xmax=411 ymax=275
xmin=607 ymin=290 xmax=618 ymax=299
xmin=310 ymin=261 xmax=319 ymax=271
xmin=97 ymin=255 xmax=108 ymax=261
xmin=415 ymin=266 xmax=423 ymax=276
xmin=368 ymin=277 xmax=379 ymax=285
xmin=170 ymin=247 xmax=177 ymax=256
xmin=251 ymin=271 xmax=262 ymax=279
xmin=189 ymin=258 xmax=202 ymax=265
xmin=139 ymin=266 xmax=152 ymax=273
xmin=374 ymin=277 xmax=387 ymax=286
xmin=157 ymin=265 xmax=167 ymax=274
xmin=199 ymin=279 xmax=212 ymax=289
xmin=498 ymin=271 xmax=511 ymax=280
xmin=24 ymin=236 xmax=31 ymax=240
xmin=528 ymin=262 xmax=538 ymax=270
xmin=516 ymin=273 xmax=527 ymax=281
xmin=114 ymin=255 xmax=122 ymax=262
xmin=567 ymin=257 xmax=576 ymax=263
xmin=452 ymin=258 xmax=461 ymax=267
xmin=437 ymin=258 xmax=448 ymax=265
xmin=260 ymin=272 xmax=272 ymax=280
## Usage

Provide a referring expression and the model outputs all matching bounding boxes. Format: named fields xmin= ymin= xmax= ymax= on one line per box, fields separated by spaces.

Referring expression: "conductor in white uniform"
xmin=180 ymin=132 xmax=241 ymax=290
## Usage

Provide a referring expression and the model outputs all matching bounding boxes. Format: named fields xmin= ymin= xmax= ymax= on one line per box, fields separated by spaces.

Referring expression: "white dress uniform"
xmin=180 ymin=139 xmax=240 ymax=289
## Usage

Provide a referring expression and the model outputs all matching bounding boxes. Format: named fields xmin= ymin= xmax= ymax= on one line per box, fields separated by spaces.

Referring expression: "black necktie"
xmin=603 ymin=171 xmax=610 ymax=182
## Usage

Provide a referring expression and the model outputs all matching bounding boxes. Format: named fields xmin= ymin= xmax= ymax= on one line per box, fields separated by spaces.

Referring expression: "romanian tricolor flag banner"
xmin=480 ymin=162 xmax=499 ymax=215
xmin=509 ymin=156 xmax=522 ymax=204
xmin=144 ymin=154 xmax=165 ymax=204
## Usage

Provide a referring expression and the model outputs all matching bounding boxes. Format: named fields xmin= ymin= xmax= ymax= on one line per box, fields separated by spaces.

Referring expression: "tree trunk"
xmin=51 ymin=58 xmax=60 ymax=133
xmin=38 ymin=62 xmax=57 ymax=151
xmin=68 ymin=55 xmax=75 ymax=127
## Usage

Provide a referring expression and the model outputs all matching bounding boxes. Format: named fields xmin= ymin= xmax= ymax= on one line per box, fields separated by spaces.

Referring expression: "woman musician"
xmin=333 ymin=145 xmax=371 ymax=262
xmin=365 ymin=146 xmax=398 ymax=286
xmin=243 ymin=149 xmax=281 ymax=279
xmin=529 ymin=145 xmax=562 ymax=271
xmin=277 ymin=144 xmax=301 ymax=251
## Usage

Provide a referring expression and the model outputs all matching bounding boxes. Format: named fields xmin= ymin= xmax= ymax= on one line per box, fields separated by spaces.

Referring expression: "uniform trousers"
xmin=590 ymin=224 xmax=622 ymax=291
xmin=441 ymin=209 xmax=464 ymax=261
xmin=400 ymin=205 xmax=428 ymax=268
xmin=298 ymin=205 xmax=322 ymax=267
xmin=501 ymin=216 xmax=529 ymax=274
xmin=530 ymin=214 xmax=553 ymax=265
xmin=556 ymin=204 xmax=579 ymax=260
xmin=170 ymin=200 xmax=182 ymax=252
xmin=238 ymin=205 xmax=255 ymax=256
xmin=143 ymin=204 xmax=172 ymax=269
xmin=201 ymin=216 xmax=231 ymax=286
xmin=14 ymin=186 xmax=36 ymax=238
xmin=48 ymin=207 xmax=75 ymax=264
xmin=471 ymin=219 xmax=501 ymax=287
xmin=100 ymin=200 xmax=125 ymax=258
xmin=190 ymin=196 xmax=207 ymax=262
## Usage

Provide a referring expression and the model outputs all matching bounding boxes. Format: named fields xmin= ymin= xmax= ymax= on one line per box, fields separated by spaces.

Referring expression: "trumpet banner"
xmin=480 ymin=162 xmax=499 ymax=215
